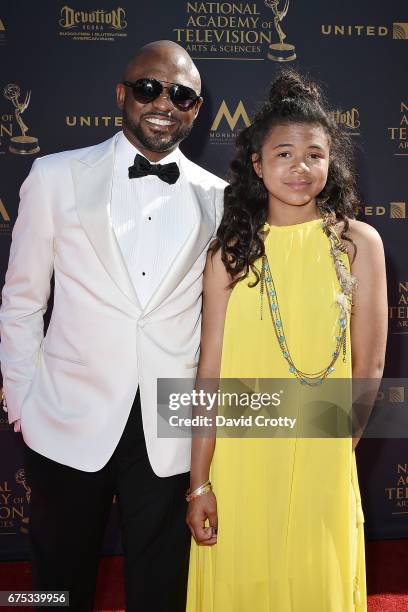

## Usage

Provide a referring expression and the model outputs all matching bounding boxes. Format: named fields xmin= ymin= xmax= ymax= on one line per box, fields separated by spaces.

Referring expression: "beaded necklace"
xmin=259 ymin=216 xmax=356 ymax=386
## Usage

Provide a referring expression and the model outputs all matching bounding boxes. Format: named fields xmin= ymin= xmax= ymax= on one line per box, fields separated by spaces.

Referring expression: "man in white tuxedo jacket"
xmin=0 ymin=40 xmax=226 ymax=611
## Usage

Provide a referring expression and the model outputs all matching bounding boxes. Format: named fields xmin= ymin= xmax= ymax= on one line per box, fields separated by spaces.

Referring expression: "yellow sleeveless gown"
xmin=186 ymin=219 xmax=366 ymax=612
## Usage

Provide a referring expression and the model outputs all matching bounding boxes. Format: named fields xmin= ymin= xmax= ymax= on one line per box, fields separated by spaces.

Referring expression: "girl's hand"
xmin=186 ymin=490 xmax=218 ymax=546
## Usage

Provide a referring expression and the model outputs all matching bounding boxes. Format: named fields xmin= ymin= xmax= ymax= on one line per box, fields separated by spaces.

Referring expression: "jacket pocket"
xmin=43 ymin=349 xmax=87 ymax=367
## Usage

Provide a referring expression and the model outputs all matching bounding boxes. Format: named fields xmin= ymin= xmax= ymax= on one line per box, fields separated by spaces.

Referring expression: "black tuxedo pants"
xmin=23 ymin=389 xmax=191 ymax=612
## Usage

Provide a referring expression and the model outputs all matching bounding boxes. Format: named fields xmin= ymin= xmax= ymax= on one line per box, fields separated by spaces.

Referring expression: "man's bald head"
xmin=123 ymin=40 xmax=201 ymax=94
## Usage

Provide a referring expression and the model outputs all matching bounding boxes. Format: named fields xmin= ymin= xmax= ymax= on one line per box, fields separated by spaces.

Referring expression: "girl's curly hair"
xmin=213 ymin=69 xmax=359 ymax=287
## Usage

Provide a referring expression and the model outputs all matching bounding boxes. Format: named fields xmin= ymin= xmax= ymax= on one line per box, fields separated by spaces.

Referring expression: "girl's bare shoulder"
xmin=333 ymin=218 xmax=384 ymax=257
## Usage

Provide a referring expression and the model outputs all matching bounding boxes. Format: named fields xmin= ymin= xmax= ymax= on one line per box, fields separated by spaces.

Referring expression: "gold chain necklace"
xmin=259 ymin=217 xmax=356 ymax=386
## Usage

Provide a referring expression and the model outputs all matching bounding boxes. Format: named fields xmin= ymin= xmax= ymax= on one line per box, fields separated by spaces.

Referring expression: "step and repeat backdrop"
xmin=0 ymin=0 xmax=407 ymax=559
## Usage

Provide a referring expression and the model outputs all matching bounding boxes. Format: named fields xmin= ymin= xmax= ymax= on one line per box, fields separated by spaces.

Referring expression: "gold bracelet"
xmin=185 ymin=479 xmax=212 ymax=502
xmin=186 ymin=484 xmax=212 ymax=502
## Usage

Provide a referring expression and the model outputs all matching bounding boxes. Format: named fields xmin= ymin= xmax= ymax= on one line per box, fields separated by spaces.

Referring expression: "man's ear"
xmin=116 ymin=83 xmax=126 ymax=110
xmin=251 ymin=153 xmax=262 ymax=179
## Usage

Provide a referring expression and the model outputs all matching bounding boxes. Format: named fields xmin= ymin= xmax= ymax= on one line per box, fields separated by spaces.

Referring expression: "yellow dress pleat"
xmin=186 ymin=219 xmax=367 ymax=612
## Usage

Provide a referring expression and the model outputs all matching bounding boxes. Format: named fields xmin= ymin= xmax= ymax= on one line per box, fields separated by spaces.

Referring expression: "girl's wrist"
xmin=190 ymin=473 xmax=210 ymax=490
xmin=186 ymin=479 xmax=212 ymax=502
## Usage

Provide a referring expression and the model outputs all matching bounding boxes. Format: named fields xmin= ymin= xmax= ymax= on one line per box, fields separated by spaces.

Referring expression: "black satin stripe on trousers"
xmin=23 ymin=389 xmax=191 ymax=612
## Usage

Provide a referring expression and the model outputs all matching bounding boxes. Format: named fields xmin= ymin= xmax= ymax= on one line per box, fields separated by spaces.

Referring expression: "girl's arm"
xmin=186 ymin=247 xmax=232 ymax=545
xmin=348 ymin=220 xmax=388 ymax=449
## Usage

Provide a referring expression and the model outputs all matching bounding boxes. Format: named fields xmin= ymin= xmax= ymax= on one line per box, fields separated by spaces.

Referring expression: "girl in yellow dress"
xmin=185 ymin=71 xmax=388 ymax=612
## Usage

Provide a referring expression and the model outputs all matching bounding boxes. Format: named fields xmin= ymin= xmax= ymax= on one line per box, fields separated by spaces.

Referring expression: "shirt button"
xmin=138 ymin=320 xmax=146 ymax=328
xmin=142 ymin=272 xmax=146 ymax=276
xmin=148 ymin=216 xmax=152 ymax=221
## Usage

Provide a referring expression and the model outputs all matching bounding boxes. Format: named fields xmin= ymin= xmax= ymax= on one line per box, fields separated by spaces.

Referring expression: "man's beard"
xmin=123 ymin=107 xmax=193 ymax=153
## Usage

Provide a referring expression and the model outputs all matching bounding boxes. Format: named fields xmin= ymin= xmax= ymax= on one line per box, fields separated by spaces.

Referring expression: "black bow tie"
xmin=128 ymin=154 xmax=180 ymax=185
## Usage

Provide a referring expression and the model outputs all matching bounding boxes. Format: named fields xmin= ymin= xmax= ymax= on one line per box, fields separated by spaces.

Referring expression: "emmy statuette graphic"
xmin=265 ymin=0 xmax=296 ymax=62
xmin=15 ymin=468 xmax=32 ymax=504
xmin=3 ymin=83 xmax=40 ymax=155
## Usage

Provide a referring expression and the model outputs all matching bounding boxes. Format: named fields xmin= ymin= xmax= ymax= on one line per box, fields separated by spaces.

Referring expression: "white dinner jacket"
xmin=0 ymin=133 xmax=226 ymax=476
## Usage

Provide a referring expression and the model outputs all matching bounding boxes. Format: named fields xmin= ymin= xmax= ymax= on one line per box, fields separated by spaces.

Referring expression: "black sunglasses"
xmin=123 ymin=77 xmax=200 ymax=112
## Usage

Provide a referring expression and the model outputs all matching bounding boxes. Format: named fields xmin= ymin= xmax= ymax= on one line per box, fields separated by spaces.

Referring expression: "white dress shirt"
xmin=110 ymin=131 xmax=195 ymax=308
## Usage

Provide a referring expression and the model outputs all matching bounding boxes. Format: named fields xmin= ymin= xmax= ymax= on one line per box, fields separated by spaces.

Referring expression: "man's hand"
xmin=186 ymin=491 xmax=218 ymax=546
xmin=1 ymin=390 xmax=21 ymax=432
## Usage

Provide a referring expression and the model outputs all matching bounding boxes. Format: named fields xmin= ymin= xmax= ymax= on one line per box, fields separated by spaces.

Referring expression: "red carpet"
xmin=0 ymin=539 xmax=407 ymax=611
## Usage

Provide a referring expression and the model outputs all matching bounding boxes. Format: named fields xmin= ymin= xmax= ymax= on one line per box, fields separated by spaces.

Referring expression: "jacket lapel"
xmin=71 ymin=134 xmax=140 ymax=308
